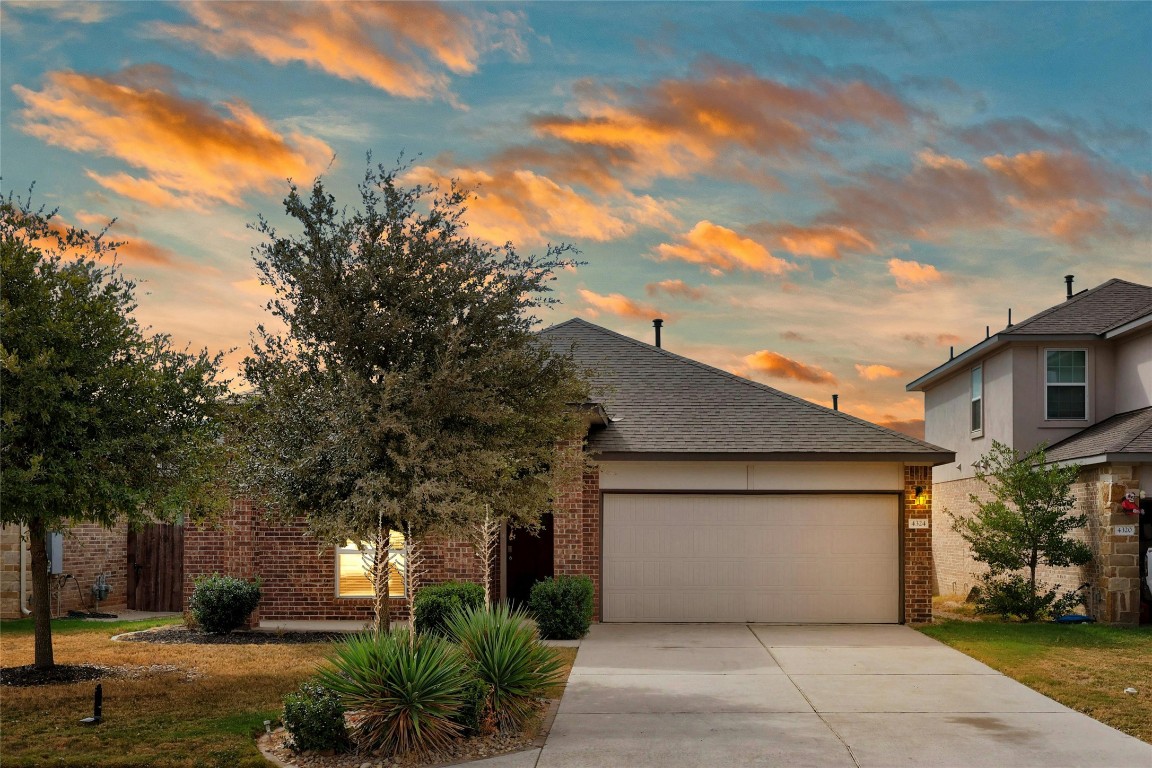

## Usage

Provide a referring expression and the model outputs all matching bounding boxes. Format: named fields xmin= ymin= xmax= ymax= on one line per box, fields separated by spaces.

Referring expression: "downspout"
xmin=19 ymin=524 xmax=31 ymax=616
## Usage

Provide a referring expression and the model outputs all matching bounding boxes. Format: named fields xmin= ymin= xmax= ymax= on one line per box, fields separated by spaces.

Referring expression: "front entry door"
xmin=505 ymin=513 xmax=554 ymax=607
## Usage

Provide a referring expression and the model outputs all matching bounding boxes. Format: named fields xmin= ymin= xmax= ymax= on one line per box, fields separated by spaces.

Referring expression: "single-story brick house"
xmin=183 ymin=318 xmax=954 ymax=626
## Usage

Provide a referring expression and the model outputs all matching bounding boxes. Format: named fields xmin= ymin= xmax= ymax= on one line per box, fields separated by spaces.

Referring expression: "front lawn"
xmin=918 ymin=619 xmax=1152 ymax=744
xmin=0 ymin=617 xmax=331 ymax=767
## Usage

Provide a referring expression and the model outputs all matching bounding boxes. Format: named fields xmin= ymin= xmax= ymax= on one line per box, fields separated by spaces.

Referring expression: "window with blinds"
xmin=336 ymin=530 xmax=406 ymax=597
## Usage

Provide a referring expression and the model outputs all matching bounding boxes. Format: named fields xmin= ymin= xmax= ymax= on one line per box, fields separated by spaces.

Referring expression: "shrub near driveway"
xmin=919 ymin=620 xmax=1152 ymax=744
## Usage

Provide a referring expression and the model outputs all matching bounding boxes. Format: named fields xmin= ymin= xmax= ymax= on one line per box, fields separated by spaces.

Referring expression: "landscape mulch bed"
xmin=260 ymin=726 xmax=537 ymax=768
xmin=116 ymin=625 xmax=347 ymax=645
xmin=0 ymin=662 xmax=189 ymax=687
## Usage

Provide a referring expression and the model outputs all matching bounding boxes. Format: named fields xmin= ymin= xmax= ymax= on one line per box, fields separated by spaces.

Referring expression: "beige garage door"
xmin=602 ymin=493 xmax=899 ymax=623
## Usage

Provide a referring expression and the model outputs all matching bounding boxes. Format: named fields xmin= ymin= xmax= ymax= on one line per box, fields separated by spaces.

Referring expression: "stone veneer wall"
xmin=0 ymin=524 xmax=29 ymax=619
xmin=931 ymin=464 xmax=1141 ymax=625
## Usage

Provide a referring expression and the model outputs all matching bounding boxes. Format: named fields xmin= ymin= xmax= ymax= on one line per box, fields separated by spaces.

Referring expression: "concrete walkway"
xmin=522 ymin=623 xmax=1152 ymax=768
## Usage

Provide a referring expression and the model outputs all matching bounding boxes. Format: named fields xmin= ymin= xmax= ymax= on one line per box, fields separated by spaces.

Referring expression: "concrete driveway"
xmin=532 ymin=623 xmax=1152 ymax=768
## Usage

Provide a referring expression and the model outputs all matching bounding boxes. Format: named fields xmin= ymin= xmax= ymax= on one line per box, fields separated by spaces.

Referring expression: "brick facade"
xmin=553 ymin=460 xmax=602 ymax=621
xmin=931 ymin=464 xmax=1141 ymax=624
xmin=903 ymin=464 xmax=934 ymax=624
xmin=183 ymin=500 xmax=497 ymax=624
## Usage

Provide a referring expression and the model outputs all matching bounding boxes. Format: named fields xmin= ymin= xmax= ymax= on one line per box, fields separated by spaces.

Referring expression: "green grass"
xmin=1 ymin=616 xmax=331 ymax=767
xmin=919 ymin=619 xmax=1152 ymax=744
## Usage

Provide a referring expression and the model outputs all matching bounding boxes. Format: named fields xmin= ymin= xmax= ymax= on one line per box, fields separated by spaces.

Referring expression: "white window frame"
xmin=1044 ymin=348 xmax=1087 ymax=421
xmin=335 ymin=534 xmax=405 ymax=598
xmin=970 ymin=365 xmax=983 ymax=436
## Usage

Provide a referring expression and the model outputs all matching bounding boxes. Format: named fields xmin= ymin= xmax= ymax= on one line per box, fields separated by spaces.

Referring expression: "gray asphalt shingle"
xmin=1046 ymin=407 xmax=1152 ymax=462
xmin=542 ymin=318 xmax=953 ymax=460
xmin=1006 ymin=279 xmax=1152 ymax=336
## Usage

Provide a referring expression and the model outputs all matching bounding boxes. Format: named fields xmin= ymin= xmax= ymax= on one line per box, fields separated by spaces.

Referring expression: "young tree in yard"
xmin=240 ymin=163 xmax=590 ymax=626
xmin=1 ymin=194 xmax=228 ymax=669
xmin=949 ymin=441 xmax=1092 ymax=621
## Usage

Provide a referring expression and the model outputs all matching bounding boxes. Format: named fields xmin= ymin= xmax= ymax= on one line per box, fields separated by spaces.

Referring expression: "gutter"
xmin=19 ymin=524 xmax=31 ymax=616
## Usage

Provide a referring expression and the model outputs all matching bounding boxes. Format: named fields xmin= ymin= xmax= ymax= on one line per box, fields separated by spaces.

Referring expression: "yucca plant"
xmin=446 ymin=604 xmax=565 ymax=732
xmin=315 ymin=628 xmax=465 ymax=756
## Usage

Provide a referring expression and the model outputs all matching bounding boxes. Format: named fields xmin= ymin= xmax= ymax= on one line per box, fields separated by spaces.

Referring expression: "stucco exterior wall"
xmin=926 ymin=347 xmax=1012 ymax=485
xmin=1114 ymin=329 xmax=1152 ymax=412
xmin=1012 ymin=342 xmax=1112 ymax=456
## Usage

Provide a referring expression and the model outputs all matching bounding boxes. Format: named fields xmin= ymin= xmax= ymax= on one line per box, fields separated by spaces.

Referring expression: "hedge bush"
xmin=282 ymin=681 xmax=350 ymax=753
xmin=528 ymin=575 xmax=593 ymax=640
xmin=413 ymin=581 xmax=485 ymax=637
xmin=188 ymin=573 xmax=261 ymax=634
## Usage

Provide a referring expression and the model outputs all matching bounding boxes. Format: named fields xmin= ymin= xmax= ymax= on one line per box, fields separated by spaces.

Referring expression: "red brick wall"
xmin=56 ymin=522 xmax=128 ymax=615
xmin=183 ymin=500 xmax=498 ymax=624
xmin=903 ymin=465 xmax=934 ymax=624
xmin=553 ymin=445 xmax=601 ymax=620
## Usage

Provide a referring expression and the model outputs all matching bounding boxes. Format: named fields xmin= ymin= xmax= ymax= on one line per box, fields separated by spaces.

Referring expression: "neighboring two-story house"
xmin=907 ymin=277 xmax=1152 ymax=625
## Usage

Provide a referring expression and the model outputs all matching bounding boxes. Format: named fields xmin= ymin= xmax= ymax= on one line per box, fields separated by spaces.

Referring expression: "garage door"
xmin=602 ymin=493 xmax=899 ymax=623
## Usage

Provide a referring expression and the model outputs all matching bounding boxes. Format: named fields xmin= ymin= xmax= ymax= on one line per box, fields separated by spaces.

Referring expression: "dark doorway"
xmin=505 ymin=513 xmax=554 ymax=607
xmin=127 ymin=523 xmax=184 ymax=612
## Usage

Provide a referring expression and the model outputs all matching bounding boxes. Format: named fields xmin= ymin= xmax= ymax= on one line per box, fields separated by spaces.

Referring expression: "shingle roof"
xmin=1004 ymin=278 xmax=1152 ymax=336
xmin=1046 ymin=407 xmax=1152 ymax=463
xmin=541 ymin=318 xmax=952 ymax=461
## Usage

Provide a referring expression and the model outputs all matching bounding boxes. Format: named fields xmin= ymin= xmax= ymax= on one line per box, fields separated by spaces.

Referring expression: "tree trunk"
xmin=28 ymin=518 xmax=55 ymax=670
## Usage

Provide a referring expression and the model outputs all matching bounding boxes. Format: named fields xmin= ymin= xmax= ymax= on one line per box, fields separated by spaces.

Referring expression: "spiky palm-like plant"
xmin=316 ymin=629 xmax=465 ymax=756
xmin=446 ymin=604 xmax=564 ymax=732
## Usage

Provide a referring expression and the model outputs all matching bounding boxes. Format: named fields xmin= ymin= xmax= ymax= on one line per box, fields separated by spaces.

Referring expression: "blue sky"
xmin=3 ymin=1 xmax=1149 ymax=436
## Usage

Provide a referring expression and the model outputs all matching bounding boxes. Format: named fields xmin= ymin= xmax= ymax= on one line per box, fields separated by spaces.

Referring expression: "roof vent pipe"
xmin=832 ymin=394 xmax=839 ymax=411
xmin=949 ymin=346 xmax=954 ymax=360
xmin=1065 ymin=274 xmax=1074 ymax=300
xmin=1007 ymin=308 xmax=1013 ymax=328
xmin=652 ymin=318 xmax=663 ymax=348
xmin=986 ymin=325 xmax=990 ymax=339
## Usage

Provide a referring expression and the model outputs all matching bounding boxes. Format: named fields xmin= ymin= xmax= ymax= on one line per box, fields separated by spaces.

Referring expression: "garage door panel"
xmin=603 ymin=493 xmax=899 ymax=623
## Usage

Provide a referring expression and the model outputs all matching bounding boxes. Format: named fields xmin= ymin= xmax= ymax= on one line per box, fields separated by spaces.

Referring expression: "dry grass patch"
xmin=919 ymin=619 xmax=1152 ymax=744
xmin=1 ymin=618 xmax=330 ymax=767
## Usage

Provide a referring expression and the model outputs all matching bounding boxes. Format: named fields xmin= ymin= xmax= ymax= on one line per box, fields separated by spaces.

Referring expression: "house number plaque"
xmin=1114 ymin=525 xmax=1136 ymax=536
xmin=907 ymin=519 xmax=929 ymax=529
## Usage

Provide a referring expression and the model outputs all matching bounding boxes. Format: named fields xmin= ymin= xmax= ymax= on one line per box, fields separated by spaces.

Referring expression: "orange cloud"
xmin=888 ymin=258 xmax=945 ymax=290
xmin=646 ymin=279 xmax=708 ymax=301
xmin=982 ymin=150 xmax=1114 ymax=202
xmin=529 ymin=62 xmax=913 ymax=186
xmin=14 ymin=68 xmax=332 ymax=210
xmin=578 ymin=289 xmax=664 ymax=320
xmin=877 ymin=418 xmax=925 ymax=440
xmin=855 ymin=363 xmax=903 ymax=380
xmin=655 ymin=221 xmax=795 ymax=275
xmin=741 ymin=350 xmax=835 ymax=384
xmin=772 ymin=224 xmax=875 ymax=259
xmin=404 ymin=165 xmax=673 ymax=247
xmin=158 ymin=2 xmax=524 ymax=104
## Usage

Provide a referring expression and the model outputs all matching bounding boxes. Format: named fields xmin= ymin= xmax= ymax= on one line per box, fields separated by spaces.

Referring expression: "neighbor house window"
xmin=1046 ymin=350 xmax=1087 ymax=420
xmin=336 ymin=530 xmax=406 ymax=598
xmin=970 ymin=365 xmax=983 ymax=434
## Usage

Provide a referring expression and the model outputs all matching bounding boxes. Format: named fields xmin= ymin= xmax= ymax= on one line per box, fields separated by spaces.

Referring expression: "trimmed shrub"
xmin=413 ymin=581 xmax=485 ymax=637
xmin=188 ymin=573 xmax=261 ymax=634
xmin=316 ymin=629 xmax=466 ymax=756
xmin=282 ymin=681 xmax=350 ymax=753
xmin=528 ymin=575 xmax=593 ymax=640
xmin=446 ymin=604 xmax=564 ymax=732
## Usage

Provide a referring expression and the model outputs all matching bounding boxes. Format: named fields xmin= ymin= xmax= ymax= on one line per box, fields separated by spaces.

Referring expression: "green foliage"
xmin=316 ymin=629 xmax=466 ymax=756
xmin=282 ymin=681 xmax=350 ymax=753
xmin=1 ymin=191 xmax=228 ymax=668
xmin=973 ymin=573 xmax=1086 ymax=621
xmin=446 ymin=603 xmax=564 ymax=732
xmin=413 ymin=581 xmax=485 ymax=638
xmin=454 ymin=676 xmax=495 ymax=737
xmin=189 ymin=574 xmax=262 ymax=634
xmin=949 ymin=441 xmax=1092 ymax=622
xmin=528 ymin=575 xmax=594 ymax=640
xmin=239 ymin=162 xmax=590 ymax=550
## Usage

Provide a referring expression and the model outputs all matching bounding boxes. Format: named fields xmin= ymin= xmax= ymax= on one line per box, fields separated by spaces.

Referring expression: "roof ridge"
xmin=1009 ymin=277 xmax=1125 ymax=332
xmin=555 ymin=317 xmax=945 ymax=452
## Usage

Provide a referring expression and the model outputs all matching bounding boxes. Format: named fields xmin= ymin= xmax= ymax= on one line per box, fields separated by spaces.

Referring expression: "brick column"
xmin=553 ymin=442 xmax=602 ymax=621
xmin=904 ymin=465 xmax=933 ymax=623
